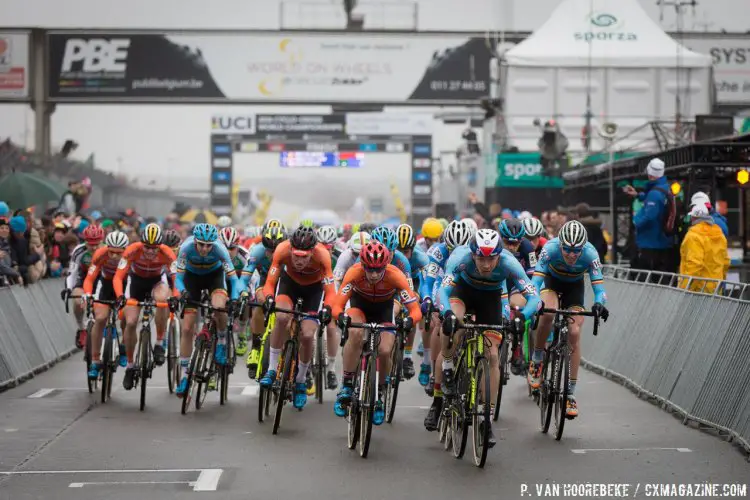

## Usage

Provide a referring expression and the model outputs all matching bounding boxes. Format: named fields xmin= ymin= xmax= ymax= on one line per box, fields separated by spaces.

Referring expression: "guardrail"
xmin=0 ymin=279 xmax=77 ymax=392
xmin=582 ymin=265 xmax=750 ymax=459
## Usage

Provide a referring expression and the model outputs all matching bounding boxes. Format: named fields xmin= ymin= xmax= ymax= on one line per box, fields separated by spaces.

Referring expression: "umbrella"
xmin=179 ymin=209 xmax=218 ymax=225
xmin=0 ymin=171 xmax=65 ymax=211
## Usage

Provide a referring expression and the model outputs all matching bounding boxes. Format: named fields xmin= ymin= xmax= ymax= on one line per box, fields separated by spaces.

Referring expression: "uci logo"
xmin=589 ymin=13 xmax=619 ymax=28
xmin=211 ymin=115 xmax=256 ymax=135
xmin=60 ymin=38 xmax=130 ymax=73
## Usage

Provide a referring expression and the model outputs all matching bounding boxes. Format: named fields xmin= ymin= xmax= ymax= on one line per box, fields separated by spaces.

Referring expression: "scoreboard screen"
xmin=279 ymin=152 xmax=364 ymax=168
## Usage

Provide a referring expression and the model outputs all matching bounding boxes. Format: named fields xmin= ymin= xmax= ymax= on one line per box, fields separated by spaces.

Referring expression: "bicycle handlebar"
xmin=541 ymin=307 xmax=601 ymax=336
xmin=339 ymin=321 xmax=405 ymax=347
xmin=126 ymin=299 xmax=169 ymax=308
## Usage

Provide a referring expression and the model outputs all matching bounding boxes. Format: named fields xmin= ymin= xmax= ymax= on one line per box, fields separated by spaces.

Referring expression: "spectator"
xmin=8 ymin=215 xmax=45 ymax=284
xmin=690 ymin=191 xmax=728 ymax=237
xmin=58 ymin=181 xmax=80 ymax=215
xmin=678 ymin=204 xmax=729 ymax=293
xmin=0 ymin=217 xmax=21 ymax=285
xmin=46 ymin=223 xmax=71 ymax=277
xmin=0 ymin=201 xmax=9 ymax=219
xmin=574 ymin=202 xmax=607 ymax=261
xmin=623 ymin=158 xmax=676 ymax=272
xmin=467 ymin=192 xmax=501 ymax=226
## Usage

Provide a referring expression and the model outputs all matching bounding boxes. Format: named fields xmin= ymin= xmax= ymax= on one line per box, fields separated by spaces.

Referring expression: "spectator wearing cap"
xmin=623 ymin=158 xmax=676 ymax=272
xmin=690 ymin=191 xmax=728 ymax=237
xmin=574 ymin=203 xmax=608 ymax=261
xmin=46 ymin=223 xmax=71 ymax=277
xmin=8 ymin=215 xmax=45 ymax=284
xmin=678 ymin=204 xmax=729 ymax=293
xmin=0 ymin=217 xmax=21 ymax=285
xmin=0 ymin=201 xmax=9 ymax=219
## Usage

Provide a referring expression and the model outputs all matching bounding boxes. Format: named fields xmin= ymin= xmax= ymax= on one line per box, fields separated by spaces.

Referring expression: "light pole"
xmin=598 ymin=123 xmax=619 ymax=262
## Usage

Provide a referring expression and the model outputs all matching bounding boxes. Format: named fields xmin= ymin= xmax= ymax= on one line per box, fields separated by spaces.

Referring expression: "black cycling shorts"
xmin=276 ymin=270 xmax=323 ymax=314
xmin=540 ymin=275 xmax=585 ymax=310
xmin=412 ymin=275 xmax=421 ymax=296
xmin=449 ymin=279 xmax=504 ymax=327
xmin=93 ymin=277 xmax=116 ymax=303
xmin=183 ymin=268 xmax=227 ymax=308
xmin=125 ymin=275 xmax=164 ymax=302
xmin=349 ymin=293 xmax=395 ymax=326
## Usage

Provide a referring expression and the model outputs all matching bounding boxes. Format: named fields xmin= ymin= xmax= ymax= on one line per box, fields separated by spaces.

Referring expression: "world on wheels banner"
xmin=46 ymin=32 xmax=493 ymax=103
xmin=0 ymin=31 xmax=30 ymax=100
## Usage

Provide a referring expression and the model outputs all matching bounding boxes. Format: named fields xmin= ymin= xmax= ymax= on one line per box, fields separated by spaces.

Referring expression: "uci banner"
xmin=46 ymin=32 xmax=494 ymax=103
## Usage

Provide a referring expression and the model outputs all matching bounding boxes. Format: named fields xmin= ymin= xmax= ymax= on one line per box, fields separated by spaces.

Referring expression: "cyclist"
xmin=418 ymin=220 xmax=474 ymax=394
xmin=461 ymin=218 xmax=479 ymax=238
xmin=522 ymin=217 xmax=548 ymax=257
xmin=220 ymin=227 xmax=251 ymax=356
xmin=164 ymin=229 xmax=182 ymax=254
xmin=316 ymin=224 xmax=343 ymax=389
xmin=113 ymin=223 xmax=178 ymax=390
xmin=241 ymin=225 xmax=287 ymax=376
xmin=358 ymin=222 xmax=377 ymax=234
xmin=217 ymin=215 xmax=233 ymax=229
xmin=396 ymin=223 xmax=430 ymax=380
xmin=333 ymin=231 xmax=371 ymax=288
xmin=431 ymin=228 xmax=541 ymax=446
xmin=370 ymin=226 xmax=413 ymax=286
xmin=317 ymin=225 xmax=339 ymax=267
xmin=331 ymin=241 xmax=422 ymax=425
xmin=173 ymin=223 xmax=240 ymax=397
xmin=337 ymin=223 xmax=353 ymax=253
xmin=529 ymin=220 xmax=609 ymax=418
xmin=416 ymin=217 xmax=443 ymax=253
xmin=63 ymin=224 xmax=105 ymax=349
xmin=259 ymin=226 xmax=336 ymax=410
xmin=81 ymin=231 xmax=130 ymax=380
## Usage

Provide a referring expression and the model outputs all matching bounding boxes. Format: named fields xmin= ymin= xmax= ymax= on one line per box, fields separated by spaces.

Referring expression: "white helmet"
xmin=105 ymin=231 xmax=129 ymax=249
xmin=461 ymin=218 xmax=478 ymax=238
xmin=558 ymin=220 xmax=588 ymax=248
xmin=217 ymin=215 xmax=233 ymax=228
xmin=522 ymin=217 xmax=544 ymax=237
xmin=444 ymin=220 xmax=473 ymax=250
xmin=519 ymin=211 xmax=533 ymax=220
xmin=219 ymin=227 xmax=239 ymax=248
xmin=348 ymin=231 xmax=371 ymax=255
xmin=316 ymin=225 xmax=338 ymax=245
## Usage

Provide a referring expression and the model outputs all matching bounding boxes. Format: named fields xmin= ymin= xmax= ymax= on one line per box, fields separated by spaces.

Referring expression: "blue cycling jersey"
xmin=437 ymin=245 xmax=541 ymax=320
xmin=531 ymin=238 xmax=607 ymax=305
xmin=174 ymin=236 xmax=240 ymax=299
xmin=239 ymin=243 xmax=272 ymax=290
xmin=419 ymin=242 xmax=452 ymax=300
xmin=408 ymin=246 xmax=431 ymax=281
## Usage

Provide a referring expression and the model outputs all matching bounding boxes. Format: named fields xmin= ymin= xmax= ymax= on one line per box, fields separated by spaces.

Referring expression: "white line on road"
xmin=570 ymin=447 xmax=692 ymax=454
xmin=27 ymin=388 xmax=55 ymax=398
xmin=193 ymin=469 xmax=223 ymax=491
xmin=0 ymin=469 xmax=203 ymax=475
xmin=4 ymin=428 xmax=18 ymax=433
xmin=241 ymin=386 xmax=259 ymax=396
xmin=69 ymin=481 xmax=194 ymax=488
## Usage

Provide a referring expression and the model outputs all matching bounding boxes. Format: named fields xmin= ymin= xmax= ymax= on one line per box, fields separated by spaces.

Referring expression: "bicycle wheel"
xmin=385 ymin=338 xmax=402 ymax=424
xmin=554 ymin=349 xmax=570 ymax=441
xmin=347 ymin=363 xmax=362 ymax=450
xmin=167 ymin=318 xmax=178 ymax=394
xmin=181 ymin=337 xmax=205 ymax=415
xmin=451 ymin=362 xmax=469 ymax=459
xmin=273 ymin=340 xmax=295 ymax=435
xmin=439 ymin=406 xmax=451 ymax=450
xmin=472 ymin=357 xmax=492 ymax=468
xmin=101 ymin=332 xmax=113 ymax=404
xmin=84 ymin=319 xmax=95 ymax=394
xmin=494 ymin=340 xmax=509 ymax=421
xmin=314 ymin=331 xmax=324 ymax=404
xmin=358 ymin=354 xmax=376 ymax=458
xmin=220 ymin=334 xmax=234 ymax=406
xmin=540 ymin=349 xmax=555 ymax=433
xmin=140 ymin=328 xmax=153 ymax=411
xmin=196 ymin=344 xmax=214 ymax=411
xmin=106 ymin=335 xmax=115 ymax=399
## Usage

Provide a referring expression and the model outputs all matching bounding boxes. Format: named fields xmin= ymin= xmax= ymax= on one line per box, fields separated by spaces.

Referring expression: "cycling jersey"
xmin=113 ymin=242 xmax=177 ymax=298
xmin=407 ymin=245 xmax=430 ymax=281
xmin=418 ymin=241 xmax=454 ymax=301
xmin=331 ymin=263 xmax=422 ymax=324
xmin=243 ymin=236 xmax=262 ymax=250
xmin=334 ymin=247 xmax=413 ymax=290
xmin=82 ymin=247 xmax=122 ymax=294
xmin=239 ymin=243 xmax=273 ymax=290
xmin=231 ymin=247 xmax=249 ymax=274
xmin=416 ymin=236 xmax=437 ymax=254
xmin=531 ymin=236 xmax=549 ymax=257
xmin=262 ymin=240 xmax=336 ymax=303
xmin=531 ymin=238 xmax=606 ymax=305
xmin=174 ymin=236 xmax=240 ymax=300
xmin=506 ymin=238 xmax=536 ymax=293
xmin=65 ymin=243 xmax=97 ymax=289
xmin=437 ymin=245 xmax=541 ymax=320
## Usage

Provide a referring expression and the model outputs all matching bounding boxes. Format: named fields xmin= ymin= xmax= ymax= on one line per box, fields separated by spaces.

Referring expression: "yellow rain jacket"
xmin=678 ymin=220 xmax=730 ymax=293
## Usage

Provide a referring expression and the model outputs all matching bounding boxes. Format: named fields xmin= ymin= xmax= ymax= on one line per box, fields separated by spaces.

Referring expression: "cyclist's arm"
xmin=633 ymin=190 xmax=661 ymax=229
xmin=501 ymin=281 xmax=510 ymax=320
xmin=162 ymin=245 xmax=179 ymax=296
xmin=587 ymin=256 xmax=607 ymax=305
xmin=420 ymin=258 xmax=441 ymax=299
xmin=261 ymin=245 xmax=286 ymax=299
xmin=216 ymin=245 xmax=240 ymax=300
xmin=531 ymin=244 xmax=552 ymax=293
xmin=333 ymin=249 xmax=354 ymax=289
xmin=65 ymin=249 xmax=82 ymax=289
xmin=506 ymin=254 xmax=541 ymax=318
xmin=82 ymin=250 xmax=104 ymax=295
xmin=318 ymin=246 xmax=337 ymax=306
xmin=436 ymin=252 xmax=461 ymax=314
xmin=330 ymin=266 xmax=357 ymax=319
xmin=392 ymin=270 xmax=422 ymax=323
xmin=174 ymin=251 xmax=187 ymax=295
xmin=112 ymin=255 xmax=131 ymax=298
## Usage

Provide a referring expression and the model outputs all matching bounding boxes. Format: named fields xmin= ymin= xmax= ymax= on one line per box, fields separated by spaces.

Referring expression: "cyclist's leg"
xmin=261 ymin=272 xmax=295 ymax=385
xmin=334 ymin=306 xmax=366 ymax=416
xmin=151 ymin=281 xmax=171 ymax=364
xmin=176 ymin=272 xmax=202 ymax=395
xmin=246 ymin=286 xmax=266 ymax=370
xmin=208 ymin=269 xmax=229 ymax=364
xmin=529 ymin=281 xmax=559 ymax=389
xmin=89 ymin=277 xmax=114 ymax=375
xmin=560 ymin=281 xmax=586 ymax=417
xmin=72 ymin=284 xmax=86 ymax=346
xmin=295 ymin=282 xmax=324 ymax=383
xmin=121 ymin=276 xmax=143 ymax=389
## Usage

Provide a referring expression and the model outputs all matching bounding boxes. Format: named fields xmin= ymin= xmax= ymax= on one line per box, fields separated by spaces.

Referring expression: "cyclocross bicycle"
xmin=66 ymin=293 xmax=97 ymax=394
xmin=165 ymin=308 xmax=181 ymax=394
xmin=384 ymin=309 xmax=408 ymax=424
xmin=494 ymin=312 xmax=524 ymax=421
xmin=539 ymin=305 xmax=601 ymax=441
xmin=125 ymin=297 xmax=169 ymax=411
xmin=312 ymin=310 xmax=328 ymax=404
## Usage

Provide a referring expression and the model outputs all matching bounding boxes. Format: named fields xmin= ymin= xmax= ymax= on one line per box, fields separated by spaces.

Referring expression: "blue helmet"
xmin=193 ymin=223 xmax=218 ymax=243
xmin=498 ymin=218 xmax=525 ymax=242
xmin=371 ymin=226 xmax=398 ymax=253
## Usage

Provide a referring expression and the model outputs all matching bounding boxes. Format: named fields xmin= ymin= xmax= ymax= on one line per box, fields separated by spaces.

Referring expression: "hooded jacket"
xmin=678 ymin=219 xmax=729 ymax=293
xmin=633 ymin=176 xmax=674 ymax=250
xmin=578 ymin=214 xmax=607 ymax=261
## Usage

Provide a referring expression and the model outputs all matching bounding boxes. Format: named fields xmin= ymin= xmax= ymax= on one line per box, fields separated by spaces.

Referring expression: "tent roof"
xmin=504 ymin=0 xmax=712 ymax=68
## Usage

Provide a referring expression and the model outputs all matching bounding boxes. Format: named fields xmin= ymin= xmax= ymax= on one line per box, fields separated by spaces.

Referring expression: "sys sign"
xmin=211 ymin=115 xmax=256 ymax=135
xmin=61 ymin=38 xmax=130 ymax=73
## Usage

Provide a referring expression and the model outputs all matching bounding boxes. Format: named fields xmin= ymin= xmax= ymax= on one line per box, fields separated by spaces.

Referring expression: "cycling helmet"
xmin=217 ymin=215 xmax=233 ymax=228
xmin=470 ymin=229 xmax=503 ymax=257
xmin=316 ymin=225 xmax=338 ymax=245
xmin=245 ymin=225 xmax=260 ymax=239
xmin=522 ymin=217 xmax=544 ymax=238
xmin=264 ymin=218 xmax=283 ymax=230
xmin=558 ymin=220 xmax=588 ymax=248
xmin=290 ymin=225 xmax=317 ymax=250
xmin=262 ymin=226 xmax=288 ymax=250
xmin=141 ymin=223 xmax=163 ymax=246
xmin=219 ymin=227 xmax=239 ymax=248
xmin=164 ymin=229 xmax=181 ymax=249
xmin=498 ymin=218 xmax=525 ymax=243
xmin=371 ymin=226 xmax=398 ymax=253
xmin=299 ymin=218 xmax=315 ymax=229
xmin=461 ymin=218 xmax=478 ymax=238
xmin=438 ymin=218 xmax=450 ymax=229
xmin=396 ymin=224 xmax=416 ymax=250
xmin=348 ymin=231 xmax=371 ymax=255
xmin=360 ymin=241 xmax=390 ymax=270
xmin=443 ymin=220 xmax=473 ymax=250
xmin=82 ymin=224 xmax=105 ymax=244
xmin=105 ymin=231 xmax=129 ymax=250
xmin=519 ymin=211 xmax=533 ymax=220
xmin=193 ymin=223 xmax=218 ymax=243
xmin=358 ymin=222 xmax=377 ymax=234
xmin=420 ymin=218 xmax=443 ymax=239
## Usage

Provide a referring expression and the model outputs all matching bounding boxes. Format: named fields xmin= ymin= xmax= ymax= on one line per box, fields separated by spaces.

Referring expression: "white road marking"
xmin=69 ymin=481 xmax=193 ymax=488
xmin=0 ymin=469 xmax=203 ymax=475
xmin=241 ymin=385 xmax=259 ymax=396
xmin=570 ymin=447 xmax=692 ymax=454
xmin=193 ymin=469 xmax=223 ymax=491
xmin=399 ymin=405 xmax=430 ymax=410
xmin=27 ymin=388 xmax=55 ymax=398
xmin=4 ymin=428 xmax=18 ymax=433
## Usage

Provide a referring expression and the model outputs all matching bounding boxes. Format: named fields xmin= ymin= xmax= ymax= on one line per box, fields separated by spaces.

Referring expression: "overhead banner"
xmin=47 ymin=32 xmax=491 ymax=103
xmin=679 ymin=36 xmax=750 ymax=105
xmin=0 ymin=32 xmax=30 ymax=100
xmin=496 ymin=152 xmax=565 ymax=188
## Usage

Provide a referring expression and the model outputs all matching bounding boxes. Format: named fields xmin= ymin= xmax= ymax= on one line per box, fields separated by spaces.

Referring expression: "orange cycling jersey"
xmin=244 ymin=235 xmax=262 ymax=249
xmin=113 ymin=242 xmax=176 ymax=297
xmin=331 ymin=263 xmax=422 ymax=324
xmin=83 ymin=246 xmax=123 ymax=294
xmin=263 ymin=240 xmax=336 ymax=299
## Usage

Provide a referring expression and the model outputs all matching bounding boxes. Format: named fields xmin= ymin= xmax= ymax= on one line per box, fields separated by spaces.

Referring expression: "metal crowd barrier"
xmin=0 ymin=278 xmax=77 ymax=392
xmin=582 ymin=265 xmax=750 ymax=458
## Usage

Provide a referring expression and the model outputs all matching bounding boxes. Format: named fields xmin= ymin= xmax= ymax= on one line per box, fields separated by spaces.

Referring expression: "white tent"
xmin=502 ymin=0 xmax=713 ymax=151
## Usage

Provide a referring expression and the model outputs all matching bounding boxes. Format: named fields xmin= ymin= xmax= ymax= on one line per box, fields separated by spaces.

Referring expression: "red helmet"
xmin=82 ymin=224 xmax=104 ymax=244
xmin=360 ymin=241 xmax=390 ymax=270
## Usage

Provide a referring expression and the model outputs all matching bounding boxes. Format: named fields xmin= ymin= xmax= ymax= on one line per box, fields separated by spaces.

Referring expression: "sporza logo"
xmin=574 ymin=12 xmax=637 ymax=42
xmin=503 ymin=162 xmax=544 ymax=180
xmin=60 ymin=38 xmax=131 ymax=73
xmin=589 ymin=13 xmax=619 ymax=28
